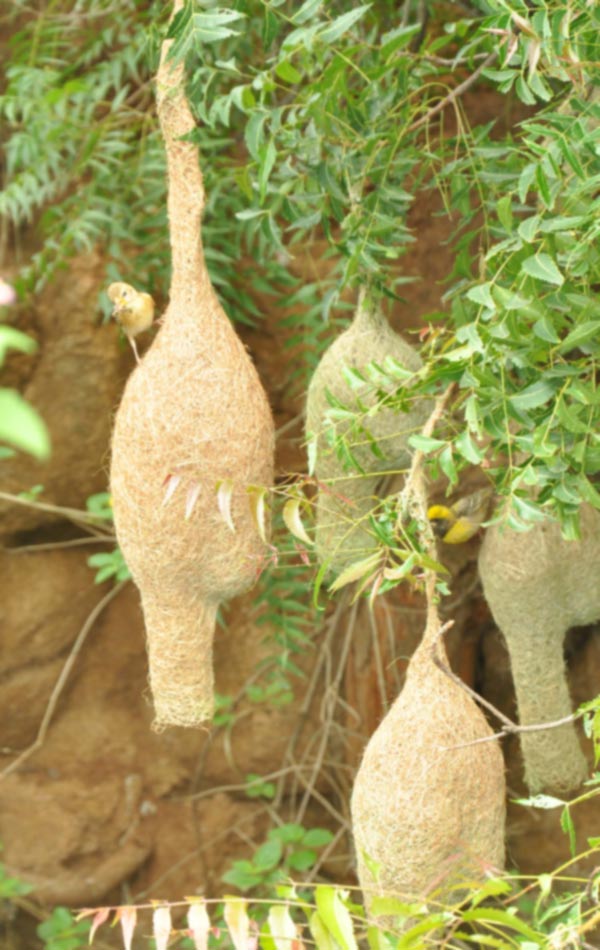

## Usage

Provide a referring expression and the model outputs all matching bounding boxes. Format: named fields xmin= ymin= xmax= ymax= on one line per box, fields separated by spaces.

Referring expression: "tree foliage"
xmin=2 ymin=3 xmax=600 ymax=946
xmin=3 ymin=0 xmax=600 ymax=538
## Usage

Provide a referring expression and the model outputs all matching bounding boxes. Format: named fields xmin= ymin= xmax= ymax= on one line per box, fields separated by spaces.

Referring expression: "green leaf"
xmin=287 ymin=849 xmax=317 ymax=871
xmin=0 ymin=389 xmax=50 ymax=460
xmin=259 ymin=139 xmax=277 ymax=202
xmin=168 ymin=7 xmax=246 ymax=60
xmin=253 ymin=837 xmax=283 ymax=871
xmin=439 ymin=444 xmax=457 ymax=486
xmin=244 ymin=111 xmax=268 ymax=160
xmin=518 ymin=163 xmax=537 ymax=203
xmin=509 ymin=379 xmax=556 ymax=412
xmin=454 ymin=429 xmax=484 ymax=465
xmin=292 ymin=0 xmax=324 ymax=25
xmin=275 ymin=60 xmax=303 ymax=84
xmin=465 ymin=282 xmax=495 ymax=310
xmin=407 ymin=435 xmax=446 ymax=453
xmin=0 ymin=325 xmax=37 ymax=364
xmin=318 ymin=6 xmax=370 ymax=44
xmin=535 ymin=163 xmax=552 ymax=208
xmin=86 ymin=491 xmax=114 ymax=521
xmin=496 ymin=194 xmax=512 ymax=230
xmin=272 ymin=824 xmax=305 ymax=844
xmin=559 ymin=321 xmax=600 ymax=352
xmin=521 ymin=253 xmax=564 ymax=286
xmin=309 ymin=912 xmax=337 ymax=950
xmin=302 ymin=828 xmax=334 ymax=848
xmin=533 ymin=315 xmax=560 ymax=343
xmin=222 ymin=863 xmax=262 ymax=891
xmin=245 ymin=774 xmax=275 ymax=799
xmin=460 ymin=908 xmax=541 ymax=941
xmin=517 ymin=214 xmax=541 ymax=243
xmin=314 ymin=886 xmax=358 ymax=950
xmin=560 ymin=806 xmax=577 ymax=856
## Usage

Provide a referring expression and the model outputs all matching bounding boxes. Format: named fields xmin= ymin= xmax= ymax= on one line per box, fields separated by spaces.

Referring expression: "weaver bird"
xmin=107 ymin=281 xmax=155 ymax=363
xmin=428 ymin=487 xmax=494 ymax=544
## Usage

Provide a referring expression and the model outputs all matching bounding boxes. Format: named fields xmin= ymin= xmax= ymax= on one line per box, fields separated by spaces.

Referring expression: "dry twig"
xmin=430 ymin=621 xmax=583 ymax=748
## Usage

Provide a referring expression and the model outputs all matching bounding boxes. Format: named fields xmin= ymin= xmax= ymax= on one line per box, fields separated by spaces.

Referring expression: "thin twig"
xmin=408 ymin=50 xmax=498 ymax=133
xmin=7 ymin=535 xmax=116 ymax=554
xmin=430 ymin=621 xmax=583 ymax=748
xmin=0 ymin=580 xmax=128 ymax=779
xmin=0 ymin=490 xmax=110 ymax=526
xmin=295 ymin=595 xmax=359 ymax=825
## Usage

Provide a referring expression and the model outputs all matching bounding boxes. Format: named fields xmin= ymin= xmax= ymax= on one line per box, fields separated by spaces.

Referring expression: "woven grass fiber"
xmin=305 ymin=293 xmax=431 ymax=574
xmin=351 ymin=595 xmax=506 ymax=913
xmin=479 ymin=504 xmax=600 ymax=792
xmin=109 ymin=2 xmax=274 ymax=728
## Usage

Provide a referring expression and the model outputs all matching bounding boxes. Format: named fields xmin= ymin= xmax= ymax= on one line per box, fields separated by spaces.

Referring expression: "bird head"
xmin=107 ymin=281 xmax=136 ymax=312
xmin=427 ymin=504 xmax=453 ymax=539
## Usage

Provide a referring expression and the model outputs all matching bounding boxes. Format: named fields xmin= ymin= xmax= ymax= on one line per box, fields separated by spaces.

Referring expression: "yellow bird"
xmin=428 ymin=487 xmax=494 ymax=544
xmin=107 ymin=281 xmax=155 ymax=363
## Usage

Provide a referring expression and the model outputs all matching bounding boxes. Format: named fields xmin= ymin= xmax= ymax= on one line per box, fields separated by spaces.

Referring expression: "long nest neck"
xmin=156 ymin=0 xmax=206 ymax=308
xmin=352 ymin=286 xmax=388 ymax=333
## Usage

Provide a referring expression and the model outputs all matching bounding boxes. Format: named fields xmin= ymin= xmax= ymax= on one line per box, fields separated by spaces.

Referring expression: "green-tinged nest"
xmin=306 ymin=296 xmax=431 ymax=574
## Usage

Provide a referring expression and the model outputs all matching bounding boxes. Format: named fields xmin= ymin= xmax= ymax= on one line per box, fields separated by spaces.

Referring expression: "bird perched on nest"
xmin=428 ymin=486 xmax=494 ymax=544
xmin=107 ymin=282 xmax=155 ymax=363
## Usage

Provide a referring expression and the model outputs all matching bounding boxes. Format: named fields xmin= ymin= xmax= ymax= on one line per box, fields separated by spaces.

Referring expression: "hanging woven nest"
xmin=109 ymin=2 xmax=274 ymax=729
xmin=351 ymin=410 xmax=506 ymax=915
xmin=306 ymin=292 xmax=431 ymax=574
xmin=351 ymin=597 xmax=506 ymax=913
xmin=479 ymin=505 xmax=600 ymax=792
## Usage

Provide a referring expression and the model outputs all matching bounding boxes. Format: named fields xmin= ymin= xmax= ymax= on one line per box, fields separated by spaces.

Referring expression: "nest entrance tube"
xmin=109 ymin=1 xmax=274 ymax=729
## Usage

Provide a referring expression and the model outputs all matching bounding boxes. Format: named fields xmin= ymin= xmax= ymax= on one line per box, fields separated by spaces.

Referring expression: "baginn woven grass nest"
xmin=306 ymin=293 xmax=431 ymax=574
xmin=351 ymin=594 xmax=506 ymax=913
xmin=479 ymin=505 xmax=600 ymax=792
xmin=109 ymin=2 xmax=274 ymax=729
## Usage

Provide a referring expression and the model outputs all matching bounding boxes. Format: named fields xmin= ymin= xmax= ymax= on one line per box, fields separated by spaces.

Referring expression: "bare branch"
xmin=408 ymin=51 xmax=498 ymax=134
xmin=430 ymin=620 xmax=583 ymax=749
